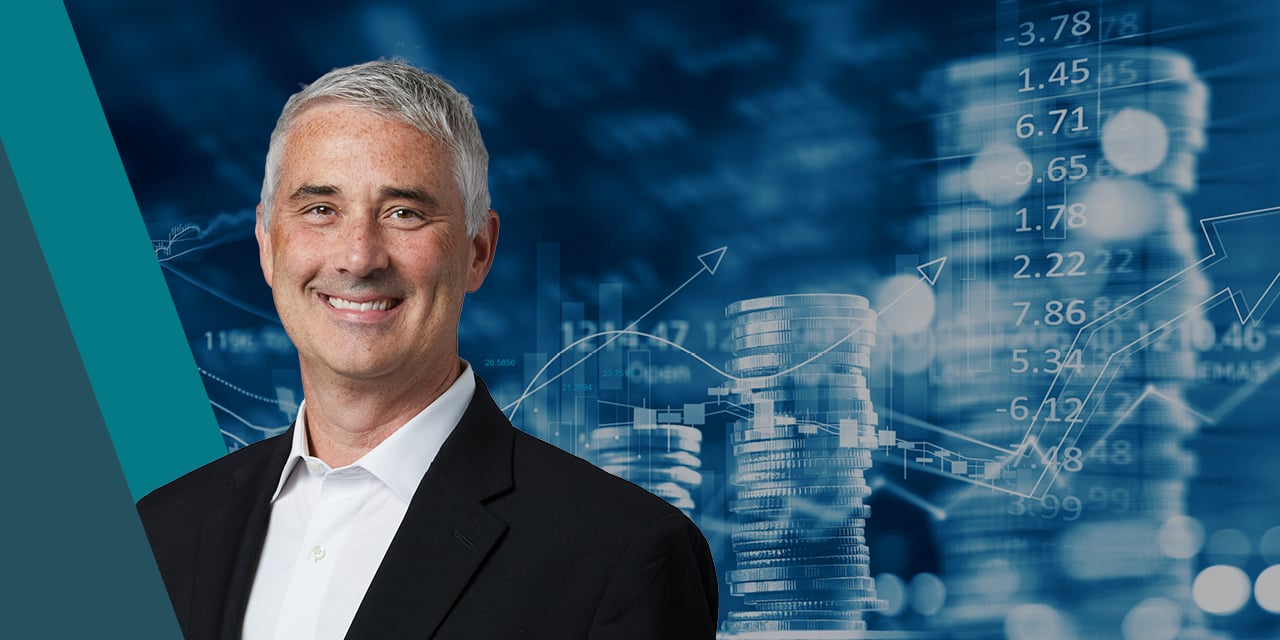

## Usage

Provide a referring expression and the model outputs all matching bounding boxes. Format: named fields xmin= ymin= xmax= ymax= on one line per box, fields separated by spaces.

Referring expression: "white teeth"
xmin=327 ymin=296 xmax=392 ymax=311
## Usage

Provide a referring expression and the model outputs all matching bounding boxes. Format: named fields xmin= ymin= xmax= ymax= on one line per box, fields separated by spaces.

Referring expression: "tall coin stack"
xmin=921 ymin=46 xmax=1215 ymax=639
xmin=722 ymin=293 xmax=887 ymax=637
xmin=587 ymin=423 xmax=703 ymax=517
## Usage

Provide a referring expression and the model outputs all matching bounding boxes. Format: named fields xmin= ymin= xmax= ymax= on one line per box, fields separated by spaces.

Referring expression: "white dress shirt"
xmin=241 ymin=364 xmax=476 ymax=640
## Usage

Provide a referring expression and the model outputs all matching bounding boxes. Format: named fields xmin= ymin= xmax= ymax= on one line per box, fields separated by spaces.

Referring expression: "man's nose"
xmin=339 ymin=216 xmax=391 ymax=277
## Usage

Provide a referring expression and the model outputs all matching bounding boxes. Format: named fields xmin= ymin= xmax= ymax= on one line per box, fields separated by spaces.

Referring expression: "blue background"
xmin=26 ymin=0 xmax=1280 ymax=637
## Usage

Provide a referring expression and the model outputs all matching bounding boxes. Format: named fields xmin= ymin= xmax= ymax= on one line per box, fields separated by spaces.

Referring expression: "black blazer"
xmin=138 ymin=380 xmax=718 ymax=639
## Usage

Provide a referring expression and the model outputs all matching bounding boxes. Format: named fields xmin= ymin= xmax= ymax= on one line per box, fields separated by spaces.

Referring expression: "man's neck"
xmin=300 ymin=360 xmax=463 ymax=467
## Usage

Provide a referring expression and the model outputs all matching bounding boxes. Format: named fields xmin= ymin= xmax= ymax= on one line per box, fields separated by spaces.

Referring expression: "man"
xmin=138 ymin=59 xmax=718 ymax=639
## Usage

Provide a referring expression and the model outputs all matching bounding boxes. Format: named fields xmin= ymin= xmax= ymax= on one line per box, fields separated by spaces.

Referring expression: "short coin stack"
xmin=587 ymin=423 xmax=703 ymax=517
xmin=722 ymin=293 xmax=887 ymax=636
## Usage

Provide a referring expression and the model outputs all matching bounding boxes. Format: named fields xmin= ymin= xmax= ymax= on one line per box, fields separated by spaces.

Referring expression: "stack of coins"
xmin=920 ymin=45 xmax=1214 ymax=639
xmin=722 ymin=294 xmax=887 ymax=636
xmin=587 ymin=424 xmax=702 ymax=517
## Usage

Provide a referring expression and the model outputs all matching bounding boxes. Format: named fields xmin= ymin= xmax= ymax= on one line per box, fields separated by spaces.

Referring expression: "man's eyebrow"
xmin=381 ymin=186 xmax=441 ymax=207
xmin=287 ymin=184 xmax=340 ymax=201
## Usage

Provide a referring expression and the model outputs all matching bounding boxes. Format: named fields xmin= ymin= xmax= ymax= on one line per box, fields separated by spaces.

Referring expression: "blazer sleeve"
xmin=586 ymin=511 xmax=719 ymax=639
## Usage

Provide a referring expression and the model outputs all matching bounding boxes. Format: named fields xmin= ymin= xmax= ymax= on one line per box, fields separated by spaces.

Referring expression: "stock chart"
xmin=68 ymin=0 xmax=1280 ymax=637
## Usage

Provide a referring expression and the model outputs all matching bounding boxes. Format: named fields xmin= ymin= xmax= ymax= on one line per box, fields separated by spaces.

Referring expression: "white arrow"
xmin=1014 ymin=205 xmax=1280 ymax=498
xmin=503 ymin=247 xmax=728 ymax=418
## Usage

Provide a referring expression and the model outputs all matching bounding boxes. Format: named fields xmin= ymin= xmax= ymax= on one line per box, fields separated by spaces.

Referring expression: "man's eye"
xmin=390 ymin=208 xmax=421 ymax=220
xmin=306 ymin=205 xmax=336 ymax=216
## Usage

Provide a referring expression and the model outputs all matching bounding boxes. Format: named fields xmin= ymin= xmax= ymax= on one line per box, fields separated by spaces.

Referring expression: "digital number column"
xmin=922 ymin=3 xmax=1214 ymax=639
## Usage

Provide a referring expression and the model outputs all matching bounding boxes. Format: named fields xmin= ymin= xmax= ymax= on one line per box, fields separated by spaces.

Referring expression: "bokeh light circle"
xmin=1207 ymin=528 xmax=1252 ymax=565
xmin=1193 ymin=565 xmax=1252 ymax=615
xmin=909 ymin=572 xmax=946 ymax=616
xmin=1121 ymin=597 xmax=1182 ymax=640
xmin=1260 ymin=526 xmax=1280 ymax=563
xmin=1102 ymin=107 xmax=1169 ymax=175
xmin=875 ymin=273 xmax=936 ymax=336
xmin=1005 ymin=603 xmax=1069 ymax=640
xmin=967 ymin=142 xmax=1032 ymax=204
xmin=1255 ymin=565 xmax=1280 ymax=613
xmin=875 ymin=573 xmax=908 ymax=616
xmin=1158 ymin=515 xmax=1205 ymax=559
xmin=1080 ymin=178 xmax=1160 ymax=240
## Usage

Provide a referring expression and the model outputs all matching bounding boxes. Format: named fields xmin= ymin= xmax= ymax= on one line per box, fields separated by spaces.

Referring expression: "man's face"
xmin=257 ymin=103 xmax=497 ymax=387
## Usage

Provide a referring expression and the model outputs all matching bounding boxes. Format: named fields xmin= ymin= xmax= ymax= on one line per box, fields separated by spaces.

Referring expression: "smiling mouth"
xmin=322 ymin=294 xmax=401 ymax=312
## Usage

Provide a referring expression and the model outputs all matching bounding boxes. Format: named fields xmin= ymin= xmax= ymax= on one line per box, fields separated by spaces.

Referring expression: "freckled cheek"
xmin=397 ymin=237 xmax=463 ymax=277
xmin=273 ymin=234 xmax=327 ymax=286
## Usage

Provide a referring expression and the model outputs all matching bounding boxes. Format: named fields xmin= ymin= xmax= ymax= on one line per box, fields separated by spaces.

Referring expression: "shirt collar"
xmin=270 ymin=362 xmax=477 ymax=504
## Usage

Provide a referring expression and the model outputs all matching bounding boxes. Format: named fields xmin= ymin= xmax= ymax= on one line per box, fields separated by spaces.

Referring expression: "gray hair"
xmin=260 ymin=59 xmax=490 ymax=236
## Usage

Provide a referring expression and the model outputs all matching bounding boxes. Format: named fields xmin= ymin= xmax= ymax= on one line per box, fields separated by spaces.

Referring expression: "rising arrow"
xmin=698 ymin=246 xmax=727 ymax=275
xmin=1200 ymin=208 xmax=1280 ymax=325
xmin=504 ymin=246 xmax=729 ymax=417
xmin=1013 ymin=205 xmax=1280 ymax=498
xmin=917 ymin=256 xmax=948 ymax=286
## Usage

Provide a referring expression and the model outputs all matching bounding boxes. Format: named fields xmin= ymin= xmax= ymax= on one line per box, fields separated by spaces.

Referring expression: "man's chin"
xmin=300 ymin=352 xmax=402 ymax=383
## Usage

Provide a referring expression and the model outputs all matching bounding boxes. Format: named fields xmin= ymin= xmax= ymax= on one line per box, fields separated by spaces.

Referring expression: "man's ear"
xmin=255 ymin=204 xmax=273 ymax=288
xmin=465 ymin=209 xmax=500 ymax=293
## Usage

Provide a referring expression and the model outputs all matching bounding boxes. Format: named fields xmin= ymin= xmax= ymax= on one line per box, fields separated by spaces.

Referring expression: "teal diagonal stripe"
xmin=0 ymin=137 xmax=184 ymax=639
xmin=0 ymin=0 xmax=226 ymax=499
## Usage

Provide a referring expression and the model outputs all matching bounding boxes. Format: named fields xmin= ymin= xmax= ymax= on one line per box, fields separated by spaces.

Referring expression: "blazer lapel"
xmin=189 ymin=435 xmax=289 ymax=640
xmin=345 ymin=381 xmax=514 ymax=640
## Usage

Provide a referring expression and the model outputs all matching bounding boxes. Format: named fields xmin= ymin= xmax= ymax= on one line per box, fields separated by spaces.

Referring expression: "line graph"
xmin=503 ymin=246 xmax=727 ymax=417
xmin=1010 ymin=205 xmax=1280 ymax=498
xmin=503 ymin=253 xmax=945 ymax=417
